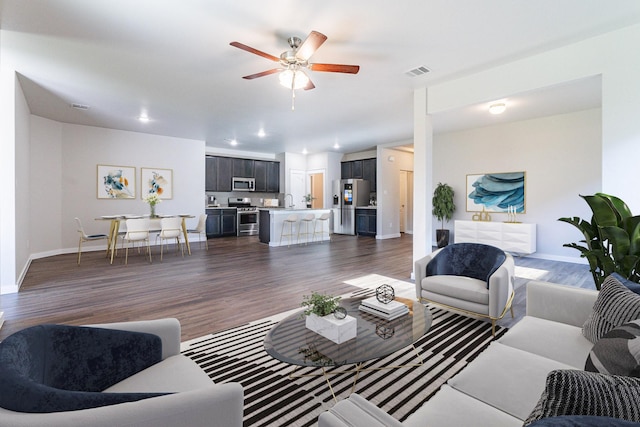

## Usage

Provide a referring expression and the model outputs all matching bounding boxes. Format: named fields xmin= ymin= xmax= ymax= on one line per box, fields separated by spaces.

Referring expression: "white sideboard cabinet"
xmin=454 ymin=220 xmax=537 ymax=255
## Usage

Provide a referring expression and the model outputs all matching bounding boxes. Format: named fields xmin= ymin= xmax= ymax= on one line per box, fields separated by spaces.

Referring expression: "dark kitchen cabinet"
xmin=342 ymin=158 xmax=376 ymax=191
xmin=206 ymin=208 xmax=237 ymax=237
xmin=216 ymin=157 xmax=233 ymax=192
xmin=266 ymin=161 xmax=280 ymax=192
xmin=363 ymin=158 xmax=377 ymax=192
xmin=356 ymin=208 xmax=377 ymax=237
xmin=206 ymin=156 xmax=279 ymax=193
xmin=205 ymin=157 xmax=217 ymax=191
xmin=351 ymin=160 xmax=363 ymax=179
xmin=341 ymin=162 xmax=352 ymax=179
xmin=233 ymin=158 xmax=254 ymax=178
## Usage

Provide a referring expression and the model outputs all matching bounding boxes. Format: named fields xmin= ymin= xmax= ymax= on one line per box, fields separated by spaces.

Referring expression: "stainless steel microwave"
xmin=232 ymin=177 xmax=255 ymax=192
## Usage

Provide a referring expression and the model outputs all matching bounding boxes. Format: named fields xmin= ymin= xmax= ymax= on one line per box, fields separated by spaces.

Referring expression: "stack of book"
xmin=359 ymin=297 xmax=409 ymax=320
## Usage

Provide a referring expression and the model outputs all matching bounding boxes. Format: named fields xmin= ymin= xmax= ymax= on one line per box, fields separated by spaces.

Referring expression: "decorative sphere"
xmin=376 ymin=284 xmax=395 ymax=304
xmin=375 ymin=323 xmax=395 ymax=340
xmin=333 ymin=306 xmax=347 ymax=319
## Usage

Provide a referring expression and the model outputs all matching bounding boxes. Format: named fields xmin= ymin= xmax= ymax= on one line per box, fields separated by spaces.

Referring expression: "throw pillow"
xmin=582 ymin=275 xmax=640 ymax=343
xmin=528 ymin=415 xmax=640 ymax=426
xmin=612 ymin=272 xmax=640 ymax=295
xmin=524 ymin=370 xmax=640 ymax=426
xmin=585 ymin=319 xmax=640 ymax=377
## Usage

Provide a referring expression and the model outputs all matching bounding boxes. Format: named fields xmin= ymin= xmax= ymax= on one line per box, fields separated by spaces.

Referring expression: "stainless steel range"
xmin=228 ymin=197 xmax=259 ymax=236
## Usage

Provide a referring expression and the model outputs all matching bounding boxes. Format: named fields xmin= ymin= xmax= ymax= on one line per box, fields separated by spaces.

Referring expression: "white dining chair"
xmin=157 ymin=217 xmax=184 ymax=261
xmin=123 ymin=218 xmax=152 ymax=264
xmin=187 ymin=214 xmax=208 ymax=250
xmin=74 ymin=217 xmax=109 ymax=265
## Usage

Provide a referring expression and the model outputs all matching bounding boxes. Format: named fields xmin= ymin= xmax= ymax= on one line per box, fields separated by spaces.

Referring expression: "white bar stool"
xmin=297 ymin=213 xmax=315 ymax=245
xmin=313 ymin=212 xmax=331 ymax=243
xmin=280 ymin=214 xmax=298 ymax=247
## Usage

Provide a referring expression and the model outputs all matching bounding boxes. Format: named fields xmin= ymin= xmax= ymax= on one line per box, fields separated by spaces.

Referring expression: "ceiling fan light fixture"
xmin=489 ymin=102 xmax=506 ymax=115
xmin=279 ymin=69 xmax=309 ymax=90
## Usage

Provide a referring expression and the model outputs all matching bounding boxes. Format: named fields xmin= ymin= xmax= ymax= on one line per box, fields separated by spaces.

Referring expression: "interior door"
xmin=399 ymin=170 xmax=407 ymax=232
xmin=310 ymin=172 xmax=324 ymax=208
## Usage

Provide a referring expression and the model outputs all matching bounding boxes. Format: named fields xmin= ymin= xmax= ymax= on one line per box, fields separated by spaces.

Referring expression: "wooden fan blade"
xmin=296 ymin=31 xmax=327 ymax=61
xmin=309 ymin=63 xmax=360 ymax=74
xmin=230 ymin=42 xmax=280 ymax=62
xmin=242 ymin=69 xmax=282 ymax=80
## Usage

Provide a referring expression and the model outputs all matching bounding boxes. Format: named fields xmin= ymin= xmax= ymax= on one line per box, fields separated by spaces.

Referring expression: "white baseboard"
xmin=0 ymin=311 xmax=4 ymax=330
xmin=376 ymin=233 xmax=401 ymax=240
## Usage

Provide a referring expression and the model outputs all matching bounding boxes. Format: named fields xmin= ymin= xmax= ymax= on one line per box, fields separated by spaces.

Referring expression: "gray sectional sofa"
xmin=319 ymin=277 xmax=640 ymax=426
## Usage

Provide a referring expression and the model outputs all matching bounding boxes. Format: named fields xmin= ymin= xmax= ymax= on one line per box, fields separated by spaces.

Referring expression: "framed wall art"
xmin=466 ymin=171 xmax=526 ymax=213
xmin=97 ymin=165 xmax=136 ymax=199
xmin=141 ymin=167 xmax=173 ymax=199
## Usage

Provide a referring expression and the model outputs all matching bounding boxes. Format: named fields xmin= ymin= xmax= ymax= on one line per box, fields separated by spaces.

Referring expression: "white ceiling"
xmin=2 ymin=1 xmax=639 ymax=155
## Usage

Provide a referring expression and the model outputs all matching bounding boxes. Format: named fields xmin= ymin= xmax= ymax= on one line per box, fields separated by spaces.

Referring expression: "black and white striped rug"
xmin=181 ymin=284 xmax=506 ymax=427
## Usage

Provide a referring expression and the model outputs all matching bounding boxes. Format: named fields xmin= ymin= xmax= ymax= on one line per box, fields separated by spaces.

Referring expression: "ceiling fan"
xmin=230 ymin=30 xmax=359 ymax=109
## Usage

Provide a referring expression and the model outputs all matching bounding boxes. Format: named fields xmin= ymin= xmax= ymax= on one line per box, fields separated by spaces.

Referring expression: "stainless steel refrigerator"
xmin=332 ymin=179 xmax=371 ymax=235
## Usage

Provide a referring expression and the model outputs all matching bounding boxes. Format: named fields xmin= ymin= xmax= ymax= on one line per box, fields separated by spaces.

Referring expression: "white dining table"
xmin=96 ymin=214 xmax=195 ymax=264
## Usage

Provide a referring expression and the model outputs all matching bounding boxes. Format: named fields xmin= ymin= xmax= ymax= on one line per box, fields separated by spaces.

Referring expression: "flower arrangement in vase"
xmin=143 ymin=193 xmax=162 ymax=218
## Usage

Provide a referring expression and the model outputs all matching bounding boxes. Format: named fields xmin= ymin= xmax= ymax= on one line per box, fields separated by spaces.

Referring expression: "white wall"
xmin=28 ymin=119 xmax=206 ymax=258
xmin=433 ymin=108 xmax=601 ymax=261
xmin=376 ymin=146 xmax=414 ymax=239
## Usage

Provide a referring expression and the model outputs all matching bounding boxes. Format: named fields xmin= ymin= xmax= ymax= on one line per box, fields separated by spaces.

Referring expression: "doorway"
xmin=310 ymin=172 xmax=324 ymax=208
xmin=399 ymin=170 xmax=414 ymax=234
xmin=290 ymin=170 xmax=305 ymax=209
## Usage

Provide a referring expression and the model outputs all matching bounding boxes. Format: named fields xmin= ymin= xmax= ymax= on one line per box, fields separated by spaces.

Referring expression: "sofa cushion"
xmin=404 ymin=384 xmax=522 ymax=427
xmin=426 ymin=243 xmax=506 ymax=287
xmin=524 ymin=370 xmax=640 ymax=426
xmin=421 ymin=275 xmax=489 ymax=304
xmin=104 ymin=354 xmax=214 ymax=393
xmin=584 ymin=319 xmax=640 ymax=377
xmin=498 ymin=316 xmax=593 ymax=368
xmin=582 ymin=275 xmax=640 ymax=344
xmin=446 ymin=342 xmax=575 ymax=420
xmin=528 ymin=415 xmax=640 ymax=426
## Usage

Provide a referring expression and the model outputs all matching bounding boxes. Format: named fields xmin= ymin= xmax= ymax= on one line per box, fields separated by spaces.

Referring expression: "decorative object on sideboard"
xmin=472 ymin=206 xmax=492 ymax=222
xmin=559 ymin=192 xmax=640 ymax=290
xmin=505 ymin=205 xmax=520 ymax=223
xmin=432 ymin=182 xmax=456 ymax=247
xmin=376 ymin=284 xmax=395 ymax=304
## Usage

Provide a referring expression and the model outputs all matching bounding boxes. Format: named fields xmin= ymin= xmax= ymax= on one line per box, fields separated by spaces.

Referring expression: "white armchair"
xmin=415 ymin=243 xmax=515 ymax=335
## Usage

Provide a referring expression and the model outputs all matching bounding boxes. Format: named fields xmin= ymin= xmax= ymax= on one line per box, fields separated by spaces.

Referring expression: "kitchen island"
xmin=259 ymin=208 xmax=331 ymax=247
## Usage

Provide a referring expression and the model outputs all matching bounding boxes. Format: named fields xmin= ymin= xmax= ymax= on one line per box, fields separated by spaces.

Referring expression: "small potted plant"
xmin=302 ymin=194 xmax=315 ymax=208
xmin=301 ymin=292 xmax=356 ymax=344
xmin=432 ymin=182 xmax=455 ymax=247
xmin=143 ymin=193 xmax=162 ymax=218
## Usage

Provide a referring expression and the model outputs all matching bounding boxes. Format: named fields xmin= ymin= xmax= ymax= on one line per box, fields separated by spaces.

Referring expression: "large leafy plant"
xmin=559 ymin=193 xmax=640 ymax=289
xmin=432 ymin=182 xmax=455 ymax=230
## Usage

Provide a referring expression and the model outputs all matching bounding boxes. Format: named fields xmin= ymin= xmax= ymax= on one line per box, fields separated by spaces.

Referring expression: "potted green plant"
xmin=559 ymin=192 xmax=640 ymax=289
xmin=301 ymin=292 xmax=341 ymax=317
xmin=301 ymin=292 xmax=356 ymax=344
xmin=303 ymin=194 xmax=315 ymax=208
xmin=432 ymin=182 xmax=455 ymax=247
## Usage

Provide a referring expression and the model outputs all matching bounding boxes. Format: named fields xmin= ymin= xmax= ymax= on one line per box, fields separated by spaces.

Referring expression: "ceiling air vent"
xmin=405 ymin=66 xmax=430 ymax=77
xmin=71 ymin=103 xmax=90 ymax=110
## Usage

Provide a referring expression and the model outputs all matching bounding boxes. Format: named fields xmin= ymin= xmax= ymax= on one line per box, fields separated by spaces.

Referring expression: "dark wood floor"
xmin=0 ymin=234 xmax=592 ymax=341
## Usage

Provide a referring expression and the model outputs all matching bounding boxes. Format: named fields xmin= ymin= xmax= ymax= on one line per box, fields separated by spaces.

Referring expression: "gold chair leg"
xmin=77 ymin=239 xmax=83 ymax=265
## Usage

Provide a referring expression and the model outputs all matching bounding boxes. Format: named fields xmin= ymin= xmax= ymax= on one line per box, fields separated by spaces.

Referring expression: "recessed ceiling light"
xmin=489 ymin=103 xmax=506 ymax=115
xmin=138 ymin=113 xmax=150 ymax=123
xmin=302 ymin=148 xmax=308 ymax=155
xmin=333 ymin=143 xmax=340 ymax=149
xmin=257 ymin=129 xmax=266 ymax=138
xmin=230 ymin=139 xmax=238 ymax=146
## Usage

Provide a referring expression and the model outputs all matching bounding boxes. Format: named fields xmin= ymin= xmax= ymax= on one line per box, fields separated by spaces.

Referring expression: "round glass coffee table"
xmin=264 ymin=296 xmax=432 ymax=400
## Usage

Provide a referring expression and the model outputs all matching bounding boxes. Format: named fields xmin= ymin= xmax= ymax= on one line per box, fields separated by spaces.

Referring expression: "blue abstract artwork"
xmin=466 ymin=172 xmax=525 ymax=213
xmin=97 ymin=165 xmax=135 ymax=199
